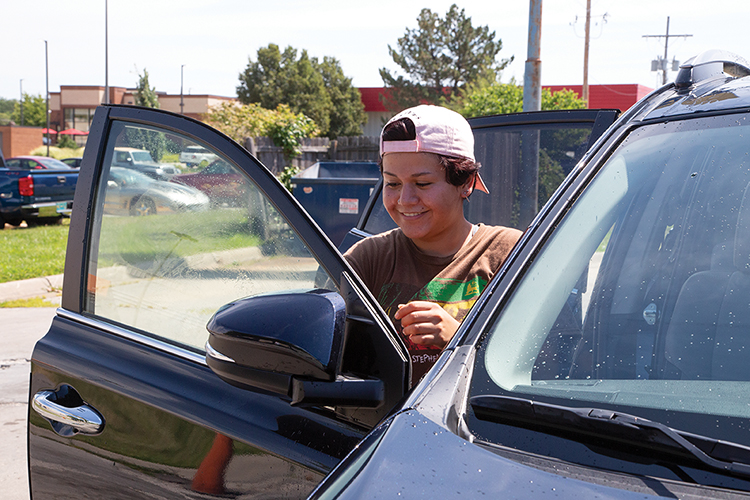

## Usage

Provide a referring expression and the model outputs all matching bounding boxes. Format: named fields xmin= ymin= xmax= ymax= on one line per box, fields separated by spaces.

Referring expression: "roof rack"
xmin=674 ymin=50 xmax=750 ymax=90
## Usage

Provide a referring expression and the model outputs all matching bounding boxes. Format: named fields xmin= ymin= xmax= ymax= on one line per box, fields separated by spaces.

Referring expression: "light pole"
xmin=180 ymin=64 xmax=185 ymax=114
xmin=19 ymin=79 xmax=24 ymax=126
xmin=45 ymin=40 xmax=50 ymax=157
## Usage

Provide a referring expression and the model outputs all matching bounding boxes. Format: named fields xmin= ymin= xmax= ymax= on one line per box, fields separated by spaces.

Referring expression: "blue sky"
xmin=4 ymin=0 xmax=750 ymax=100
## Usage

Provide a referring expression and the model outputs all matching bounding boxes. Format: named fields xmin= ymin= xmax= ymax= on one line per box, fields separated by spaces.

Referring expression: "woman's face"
xmin=382 ymin=152 xmax=470 ymax=254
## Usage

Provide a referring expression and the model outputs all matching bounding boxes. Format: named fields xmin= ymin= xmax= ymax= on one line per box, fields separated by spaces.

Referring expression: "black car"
xmin=28 ymin=49 xmax=750 ymax=499
xmin=61 ymin=157 xmax=83 ymax=169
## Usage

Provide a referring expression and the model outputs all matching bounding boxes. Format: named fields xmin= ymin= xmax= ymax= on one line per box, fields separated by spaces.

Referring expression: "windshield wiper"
xmin=470 ymin=395 xmax=750 ymax=481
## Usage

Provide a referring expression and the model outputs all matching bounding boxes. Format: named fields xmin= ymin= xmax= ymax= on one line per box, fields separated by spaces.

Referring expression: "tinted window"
xmin=85 ymin=122 xmax=339 ymax=352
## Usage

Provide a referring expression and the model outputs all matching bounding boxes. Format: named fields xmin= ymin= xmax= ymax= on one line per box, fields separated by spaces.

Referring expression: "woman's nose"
xmin=398 ymin=184 xmax=418 ymax=205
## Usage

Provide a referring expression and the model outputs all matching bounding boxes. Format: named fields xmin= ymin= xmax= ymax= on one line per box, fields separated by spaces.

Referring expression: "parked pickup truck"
xmin=179 ymin=144 xmax=217 ymax=167
xmin=111 ymin=146 xmax=180 ymax=180
xmin=0 ymin=150 xmax=78 ymax=227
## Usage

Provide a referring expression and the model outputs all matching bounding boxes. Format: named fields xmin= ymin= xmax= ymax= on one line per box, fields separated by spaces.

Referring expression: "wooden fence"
xmin=244 ymin=136 xmax=379 ymax=174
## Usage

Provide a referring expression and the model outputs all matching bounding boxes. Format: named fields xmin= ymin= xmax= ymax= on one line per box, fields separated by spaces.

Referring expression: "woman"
xmin=344 ymin=105 xmax=522 ymax=384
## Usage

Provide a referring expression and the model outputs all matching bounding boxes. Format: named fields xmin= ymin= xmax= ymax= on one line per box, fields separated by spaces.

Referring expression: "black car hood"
xmin=312 ymin=408 xmax=708 ymax=499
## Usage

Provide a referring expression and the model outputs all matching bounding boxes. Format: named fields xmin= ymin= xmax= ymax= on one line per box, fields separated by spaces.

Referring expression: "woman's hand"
xmin=394 ymin=301 xmax=460 ymax=348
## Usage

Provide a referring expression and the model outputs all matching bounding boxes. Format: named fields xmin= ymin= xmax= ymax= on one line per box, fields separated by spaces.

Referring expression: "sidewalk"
xmin=0 ymin=274 xmax=64 ymax=305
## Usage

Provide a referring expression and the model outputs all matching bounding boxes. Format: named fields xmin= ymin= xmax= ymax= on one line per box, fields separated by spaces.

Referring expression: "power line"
xmin=642 ymin=17 xmax=692 ymax=85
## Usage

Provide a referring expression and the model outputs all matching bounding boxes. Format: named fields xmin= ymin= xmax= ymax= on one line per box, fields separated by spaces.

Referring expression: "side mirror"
xmin=206 ymin=289 xmax=384 ymax=408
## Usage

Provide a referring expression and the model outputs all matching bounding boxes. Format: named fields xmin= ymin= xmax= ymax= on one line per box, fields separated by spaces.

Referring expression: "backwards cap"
xmin=380 ymin=105 xmax=488 ymax=194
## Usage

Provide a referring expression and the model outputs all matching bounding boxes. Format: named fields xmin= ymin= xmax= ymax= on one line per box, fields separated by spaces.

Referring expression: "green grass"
xmin=29 ymin=145 xmax=85 ymax=160
xmin=98 ymin=209 xmax=261 ymax=267
xmin=1 ymin=209 xmax=261 ymax=284
xmin=0 ymin=220 xmax=70 ymax=282
xmin=0 ymin=296 xmax=57 ymax=308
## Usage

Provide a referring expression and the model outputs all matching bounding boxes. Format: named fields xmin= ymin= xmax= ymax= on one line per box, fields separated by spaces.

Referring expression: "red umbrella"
xmin=41 ymin=128 xmax=57 ymax=134
xmin=58 ymin=128 xmax=89 ymax=136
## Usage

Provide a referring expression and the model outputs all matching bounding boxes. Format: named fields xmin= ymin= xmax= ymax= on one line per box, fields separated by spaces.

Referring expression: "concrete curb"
xmin=0 ymin=274 xmax=64 ymax=304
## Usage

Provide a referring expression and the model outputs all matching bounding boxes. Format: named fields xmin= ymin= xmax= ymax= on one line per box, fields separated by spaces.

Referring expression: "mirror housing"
xmin=206 ymin=289 xmax=384 ymax=408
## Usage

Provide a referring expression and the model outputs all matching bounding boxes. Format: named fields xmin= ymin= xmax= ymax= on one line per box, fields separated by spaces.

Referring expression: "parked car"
xmin=103 ymin=167 xmax=210 ymax=216
xmin=5 ymin=155 xmax=76 ymax=170
xmin=179 ymin=144 xmax=217 ymax=167
xmin=60 ymin=157 xmax=83 ymax=169
xmin=28 ymin=50 xmax=750 ymax=499
xmin=111 ymin=146 xmax=180 ymax=180
xmin=0 ymin=156 xmax=77 ymax=227
xmin=172 ymin=158 xmax=248 ymax=206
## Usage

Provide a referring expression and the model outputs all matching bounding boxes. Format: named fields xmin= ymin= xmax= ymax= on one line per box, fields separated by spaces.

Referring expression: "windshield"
xmin=131 ymin=151 xmax=155 ymax=163
xmin=43 ymin=157 xmax=75 ymax=169
xmin=470 ymin=113 xmax=750 ymax=481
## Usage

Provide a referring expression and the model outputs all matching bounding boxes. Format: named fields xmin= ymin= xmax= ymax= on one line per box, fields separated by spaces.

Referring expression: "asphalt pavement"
xmin=0 ymin=275 xmax=62 ymax=500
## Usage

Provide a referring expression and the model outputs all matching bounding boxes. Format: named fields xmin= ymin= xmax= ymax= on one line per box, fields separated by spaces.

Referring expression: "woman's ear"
xmin=461 ymin=176 xmax=475 ymax=199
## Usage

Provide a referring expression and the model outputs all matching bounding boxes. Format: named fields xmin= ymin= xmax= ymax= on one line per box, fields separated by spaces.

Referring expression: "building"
xmin=1 ymin=83 xmax=653 ymax=157
xmin=358 ymin=84 xmax=653 ymax=136
xmin=48 ymin=85 xmax=236 ymax=136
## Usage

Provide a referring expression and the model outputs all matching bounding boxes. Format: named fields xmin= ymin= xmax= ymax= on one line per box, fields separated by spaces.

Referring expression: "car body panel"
xmin=173 ymin=159 xmax=248 ymax=206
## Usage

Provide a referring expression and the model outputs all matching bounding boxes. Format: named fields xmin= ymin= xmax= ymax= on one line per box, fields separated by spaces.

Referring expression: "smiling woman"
xmin=344 ymin=105 xmax=521 ymax=384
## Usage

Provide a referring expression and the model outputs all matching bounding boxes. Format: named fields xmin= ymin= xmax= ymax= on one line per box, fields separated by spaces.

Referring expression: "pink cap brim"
xmin=474 ymin=173 xmax=490 ymax=194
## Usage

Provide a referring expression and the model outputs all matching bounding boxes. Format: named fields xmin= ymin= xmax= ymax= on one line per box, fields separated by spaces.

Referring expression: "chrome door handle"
xmin=32 ymin=389 xmax=105 ymax=435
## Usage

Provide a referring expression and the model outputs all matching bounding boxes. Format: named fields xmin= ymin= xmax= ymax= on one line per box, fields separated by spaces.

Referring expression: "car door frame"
xmin=30 ymin=104 xmax=408 ymax=498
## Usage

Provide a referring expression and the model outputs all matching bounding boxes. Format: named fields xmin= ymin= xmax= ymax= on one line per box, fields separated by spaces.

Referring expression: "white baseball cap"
xmin=380 ymin=105 xmax=489 ymax=193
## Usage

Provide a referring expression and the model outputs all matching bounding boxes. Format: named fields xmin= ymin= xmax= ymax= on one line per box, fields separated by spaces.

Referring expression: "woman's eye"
xmin=385 ymin=182 xmax=401 ymax=189
xmin=416 ymin=183 xmax=431 ymax=188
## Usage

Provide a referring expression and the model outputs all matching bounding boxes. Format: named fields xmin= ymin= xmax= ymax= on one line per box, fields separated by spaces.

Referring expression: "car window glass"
xmin=6 ymin=159 xmax=20 ymax=169
xmin=85 ymin=121 xmax=338 ymax=352
xmin=472 ymin=114 xmax=750 ymax=446
xmin=362 ymin=122 xmax=595 ymax=235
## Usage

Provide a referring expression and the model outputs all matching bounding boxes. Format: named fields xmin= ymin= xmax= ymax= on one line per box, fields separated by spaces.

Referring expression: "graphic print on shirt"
xmin=378 ymin=275 xmax=488 ymax=381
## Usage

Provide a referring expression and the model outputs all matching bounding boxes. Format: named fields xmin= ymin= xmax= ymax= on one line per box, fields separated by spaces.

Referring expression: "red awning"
xmin=41 ymin=128 xmax=57 ymax=134
xmin=58 ymin=128 xmax=89 ymax=136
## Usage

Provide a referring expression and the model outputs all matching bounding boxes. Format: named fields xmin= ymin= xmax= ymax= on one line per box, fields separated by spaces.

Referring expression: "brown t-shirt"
xmin=344 ymin=224 xmax=522 ymax=384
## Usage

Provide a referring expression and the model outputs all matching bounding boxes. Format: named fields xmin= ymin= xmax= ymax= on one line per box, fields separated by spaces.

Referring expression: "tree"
xmin=459 ymin=82 xmax=589 ymax=219
xmin=318 ymin=56 xmax=368 ymax=137
xmin=127 ymin=69 xmax=165 ymax=159
xmin=204 ymin=102 xmax=318 ymax=158
xmin=11 ymin=93 xmax=46 ymax=127
xmin=134 ymin=69 xmax=160 ymax=109
xmin=237 ymin=44 xmax=366 ymax=138
xmin=0 ymin=97 xmax=16 ymax=125
xmin=459 ymin=82 xmax=586 ymax=117
xmin=380 ymin=4 xmax=513 ymax=110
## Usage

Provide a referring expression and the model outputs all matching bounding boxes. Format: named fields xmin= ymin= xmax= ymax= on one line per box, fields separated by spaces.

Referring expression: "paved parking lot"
xmin=1 ymin=220 xmax=64 ymax=497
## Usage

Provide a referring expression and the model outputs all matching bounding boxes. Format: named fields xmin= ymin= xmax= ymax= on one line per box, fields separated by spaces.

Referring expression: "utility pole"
xmin=523 ymin=0 xmax=542 ymax=112
xmin=582 ymin=0 xmax=591 ymax=106
xmin=643 ymin=17 xmax=692 ymax=85
xmin=520 ymin=0 xmax=542 ymax=228
xmin=19 ymin=79 xmax=24 ymax=126
xmin=180 ymin=64 xmax=185 ymax=115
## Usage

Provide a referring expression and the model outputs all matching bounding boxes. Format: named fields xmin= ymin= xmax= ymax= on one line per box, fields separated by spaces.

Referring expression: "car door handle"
xmin=32 ymin=388 xmax=105 ymax=436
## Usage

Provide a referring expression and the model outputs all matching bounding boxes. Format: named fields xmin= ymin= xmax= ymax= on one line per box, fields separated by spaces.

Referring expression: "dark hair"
xmin=381 ymin=117 xmax=481 ymax=188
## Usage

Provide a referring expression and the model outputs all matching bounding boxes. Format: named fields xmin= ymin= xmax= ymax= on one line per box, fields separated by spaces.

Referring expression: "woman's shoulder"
xmin=475 ymin=223 xmax=523 ymax=245
xmin=344 ymin=228 xmax=404 ymax=258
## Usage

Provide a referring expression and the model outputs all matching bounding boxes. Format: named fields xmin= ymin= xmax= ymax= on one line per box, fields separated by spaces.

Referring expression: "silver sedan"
xmin=103 ymin=167 xmax=210 ymax=216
